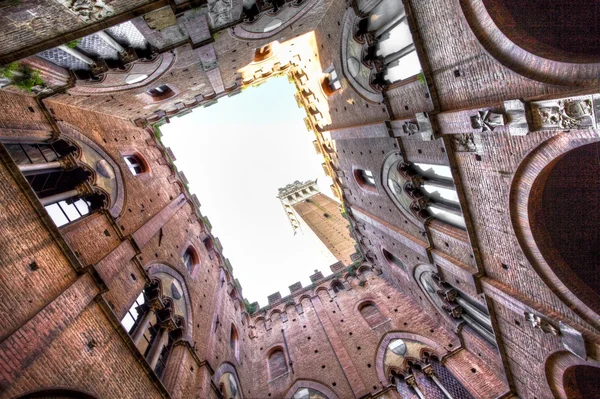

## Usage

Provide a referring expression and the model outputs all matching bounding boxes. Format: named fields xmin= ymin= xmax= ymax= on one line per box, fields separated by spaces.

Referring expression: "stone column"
xmin=424 ymin=365 xmax=454 ymax=399
xmin=147 ymin=327 xmax=170 ymax=371
xmin=58 ymin=45 xmax=95 ymax=66
xmin=376 ymin=14 xmax=406 ymax=41
xmin=406 ymin=375 xmax=426 ymax=399
xmin=131 ymin=310 xmax=154 ymax=346
xmin=39 ymin=181 xmax=93 ymax=206
xmin=96 ymin=31 xmax=125 ymax=53
xmin=18 ymin=155 xmax=77 ymax=176
xmin=384 ymin=43 xmax=416 ymax=67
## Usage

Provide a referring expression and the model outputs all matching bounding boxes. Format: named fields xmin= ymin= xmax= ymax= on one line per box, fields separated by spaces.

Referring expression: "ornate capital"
xmin=404 ymin=374 xmax=417 ymax=388
xmin=422 ymin=364 xmax=434 ymax=378
xmin=75 ymin=181 xmax=95 ymax=197
xmin=58 ymin=154 xmax=78 ymax=170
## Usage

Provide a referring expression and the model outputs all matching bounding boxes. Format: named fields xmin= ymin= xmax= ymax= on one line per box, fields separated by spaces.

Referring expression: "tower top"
xmin=277 ymin=179 xmax=319 ymax=206
xmin=277 ymin=179 xmax=319 ymax=235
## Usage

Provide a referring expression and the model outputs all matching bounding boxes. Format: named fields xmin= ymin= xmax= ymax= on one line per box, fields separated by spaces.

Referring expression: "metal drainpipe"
xmin=281 ymin=328 xmax=294 ymax=374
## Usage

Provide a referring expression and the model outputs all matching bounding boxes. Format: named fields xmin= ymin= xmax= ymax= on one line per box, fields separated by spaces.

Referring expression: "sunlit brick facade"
xmin=0 ymin=0 xmax=599 ymax=398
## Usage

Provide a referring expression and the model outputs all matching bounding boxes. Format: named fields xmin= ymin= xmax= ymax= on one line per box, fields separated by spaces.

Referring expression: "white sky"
xmin=161 ymin=76 xmax=339 ymax=306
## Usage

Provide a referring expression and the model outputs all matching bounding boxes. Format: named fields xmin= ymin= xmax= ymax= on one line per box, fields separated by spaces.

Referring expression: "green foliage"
xmin=65 ymin=40 xmax=81 ymax=49
xmin=3 ymin=64 xmax=45 ymax=92
xmin=417 ymin=71 xmax=426 ymax=85
xmin=0 ymin=62 xmax=19 ymax=79
xmin=1 ymin=63 xmax=45 ymax=92
xmin=244 ymin=299 xmax=258 ymax=314
xmin=1 ymin=0 xmax=22 ymax=7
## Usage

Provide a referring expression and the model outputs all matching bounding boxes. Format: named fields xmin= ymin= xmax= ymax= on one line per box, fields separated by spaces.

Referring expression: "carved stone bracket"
xmin=470 ymin=110 xmax=505 ymax=132
xmin=55 ymin=0 xmax=114 ymax=22
xmin=452 ymin=133 xmax=478 ymax=152
xmin=524 ymin=312 xmax=560 ymax=335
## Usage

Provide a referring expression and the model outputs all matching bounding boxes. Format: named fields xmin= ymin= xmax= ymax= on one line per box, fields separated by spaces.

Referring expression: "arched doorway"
xmin=482 ymin=0 xmax=600 ymax=63
xmin=563 ymin=365 xmax=600 ymax=399
xmin=530 ymin=142 xmax=600 ymax=309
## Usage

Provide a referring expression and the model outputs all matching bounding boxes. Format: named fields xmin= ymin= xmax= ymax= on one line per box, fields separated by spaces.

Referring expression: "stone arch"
xmin=375 ymin=331 xmax=446 ymax=385
xmin=214 ymin=362 xmax=244 ymax=399
xmin=482 ymin=0 xmax=600 ymax=64
xmin=509 ymin=130 xmax=600 ymax=329
xmin=545 ymin=350 xmax=600 ymax=399
xmin=69 ymin=52 xmax=176 ymax=95
xmin=15 ymin=388 xmax=98 ymax=399
xmin=284 ymin=379 xmax=339 ymax=399
xmin=57 ymin=121 xmax=125 ymax=217
xmin=459 ymin=0 xmax=600 ymax=86
xmin=146 ymin=263 xmax=194 ymax=341
xmin=230 ymin=0 xmax=319 ymax=40
xmin=340 ymin=8 xmax=384 ymax=103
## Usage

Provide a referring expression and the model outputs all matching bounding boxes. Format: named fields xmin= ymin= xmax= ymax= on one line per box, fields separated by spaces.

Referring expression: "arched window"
xmin=203 ymin=237 xmax=214 ymax=251
xmin=385 ymin=155 xmax=466 ymax=229
xmin=292 ymin=388 xmax=329 ymax=399
xmin=5 ymin=140 xmax=107 ymax=227
xmin=230 ymin=324 xmax=240 ymax=360
xmin=146 ymin=84 xmax=176 ymax=102
xmin=120 ymin=275 xmax=188 ymax=380
xmin=382 ymin=336 xmax=474 ymax=399
xmin=332 ymin=281 xmax=345 ymax=294
xmin=359 ymin=302 xmax=387 ymax=327
xmin=182 ymin=247 xmax=198 ymax=273
xmin=268 ymin=348 xmax=288 ymax=379
xmin=123 ymin=154 xmax=146 ymax=175
xmin=418 ymin=269 xmax=495 ymax=345
xmin=382 ymin=248 xmax=407 ymax=273
xmin=354 ymin=168 xmax=377 ymax=192
xmin=322 ymin=66 xmax=342 ymax=95
xmin=356 ymin=0 xmax=421 ymax=87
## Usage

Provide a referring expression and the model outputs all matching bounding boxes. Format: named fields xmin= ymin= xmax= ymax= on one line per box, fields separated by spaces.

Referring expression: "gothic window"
xmin=203 ymin=237 xmax=214 ymax=251
xmin=6 ymin=140 xmax=106 ymax=228
xmin=419 ymin=270 xmax=496 ymax=345
xmin=359 ymin=302 xmax=387 ymax=327
xmin=123 ymin=154 xmax=146 ymax=175
xmin=332 ymin=281 xmax=345 ymax=294
xmin=383 ymin=336 xmax=474 ymax=399
xmin=120 ymin=275 xmax=188 ymax=381
xmin=182 ymin=247 xmax=198 ymax=273
xmin=385 ymin=155 xmax=466 ymax=229
xmin=230 ymin=324 xmax=240 ymax=360
xmin=268 ymin=348 xmax=288 ymax=379
xmin=292 ymin=388 xmax=328 ymax=399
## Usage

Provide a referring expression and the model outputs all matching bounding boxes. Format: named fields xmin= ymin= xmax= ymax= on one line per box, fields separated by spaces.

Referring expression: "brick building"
xmin=277 ymin=180 xmax=356 ymax=265
xmin=0 ymin=0 xmax=599 ymax=398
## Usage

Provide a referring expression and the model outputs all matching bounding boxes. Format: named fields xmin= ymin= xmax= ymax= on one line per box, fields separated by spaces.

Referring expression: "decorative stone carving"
xmin=525 ymin=312 xmax=560 ymax=335
xmin=208 ymin=0 xmax=232 ymax=27
xmin=536 ymin=98 xmax=593 ymax=129
xmin=470 ymin=110 xmax=505 ymax=132
xmin=504 ymin=99 xmax=529 ymax=136
xmin=60 ymin=0 xmax=114 ymax=22
xmin=402 ymin=121 xmax=419 ymax=135
xmin=452 ymin=133 xmax=477 ymax=152
xmin=95 ymin=159 xmax=115 ymax=179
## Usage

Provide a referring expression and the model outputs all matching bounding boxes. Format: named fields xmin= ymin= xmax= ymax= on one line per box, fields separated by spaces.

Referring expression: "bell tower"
xmin=278 ymin=180 xmax=356 ymax=265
